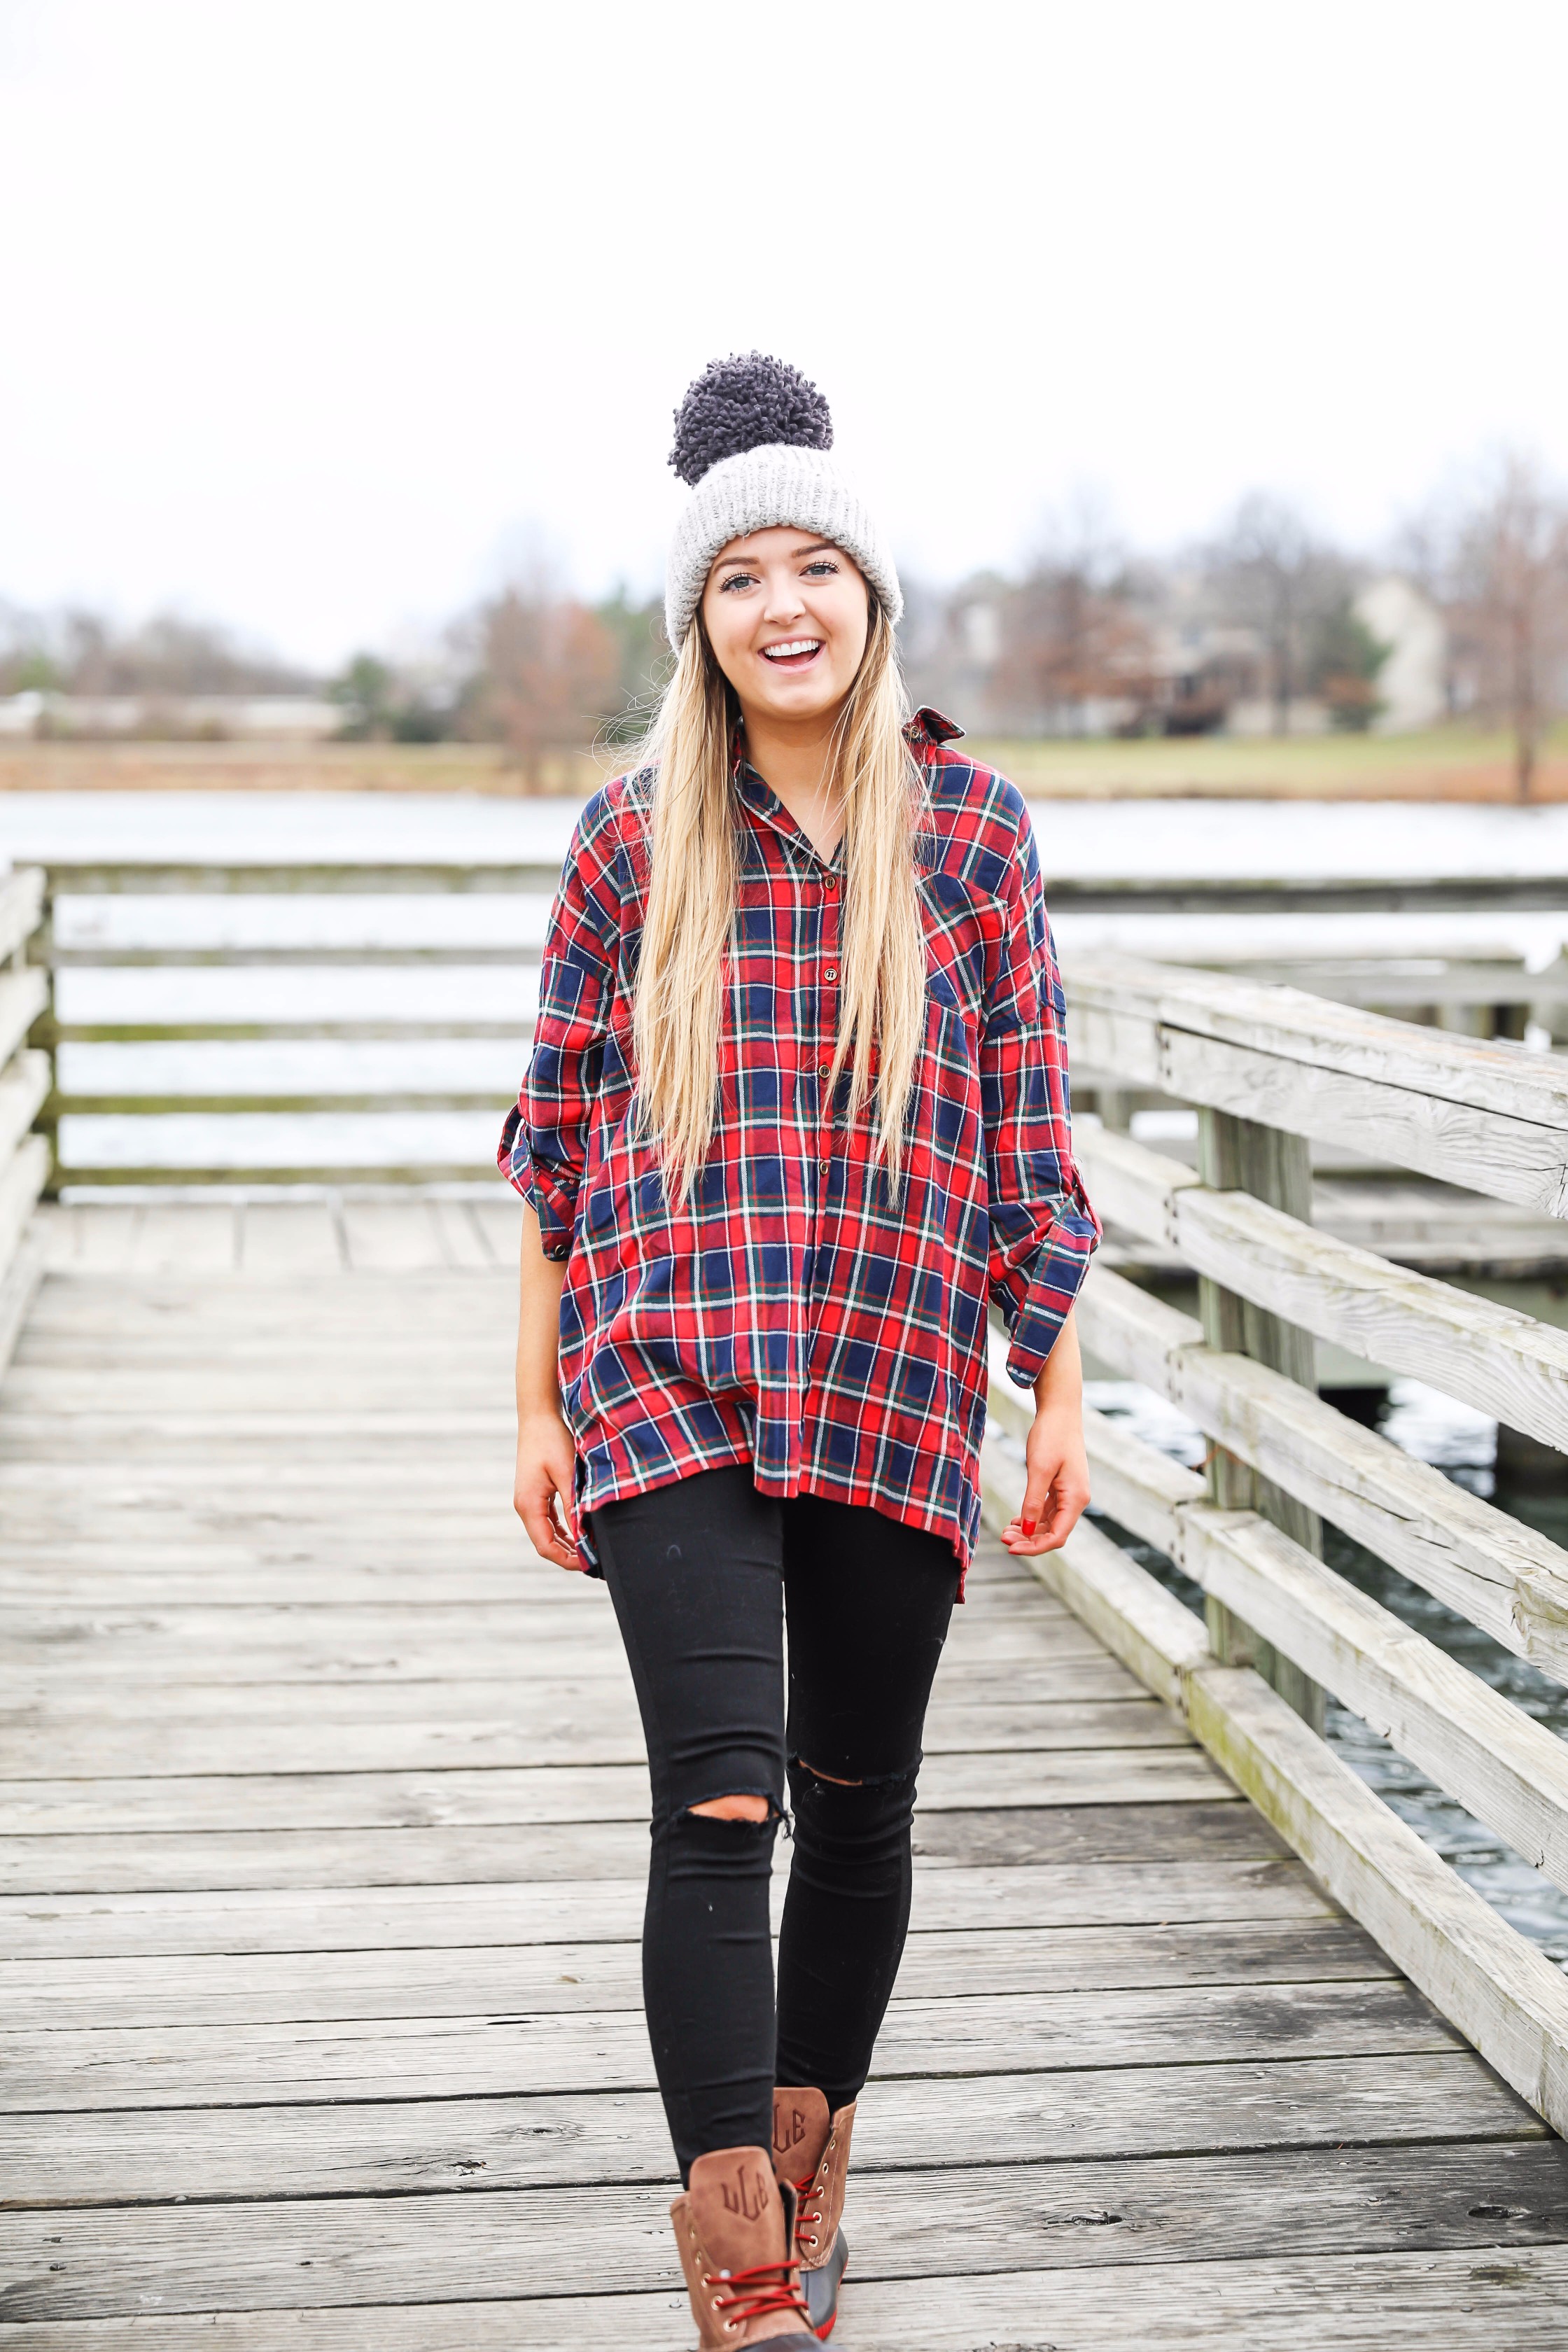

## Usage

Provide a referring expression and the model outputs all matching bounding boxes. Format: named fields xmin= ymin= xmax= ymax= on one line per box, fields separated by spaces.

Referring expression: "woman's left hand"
xmin=1000 ymin=1400 xmax=1091 ymax=1556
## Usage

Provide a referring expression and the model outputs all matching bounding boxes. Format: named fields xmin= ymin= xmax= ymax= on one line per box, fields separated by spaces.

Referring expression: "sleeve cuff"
xmin=497 ymin=1107 xmax=577 ymax=1261
xmin=991 ymin=1203 xmax=1099 ymax=1387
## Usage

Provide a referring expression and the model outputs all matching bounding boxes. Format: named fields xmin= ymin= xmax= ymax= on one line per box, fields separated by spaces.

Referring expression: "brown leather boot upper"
xmin=771 ymin=2087 xmax=856 ymax=2272
xmin=670 ymin=2145 xmax=816 ymax=2347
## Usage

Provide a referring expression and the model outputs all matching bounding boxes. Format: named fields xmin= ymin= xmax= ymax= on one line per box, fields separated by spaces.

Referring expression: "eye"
xmin=803 ymin=559 xmax=839 ymax=578
xmin=718 ymin=570 xmax=757 ymax=594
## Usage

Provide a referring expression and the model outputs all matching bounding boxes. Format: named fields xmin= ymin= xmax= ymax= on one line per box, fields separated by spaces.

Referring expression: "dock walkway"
xmin=3 ymin=1197 xmax=1566 ymax=2348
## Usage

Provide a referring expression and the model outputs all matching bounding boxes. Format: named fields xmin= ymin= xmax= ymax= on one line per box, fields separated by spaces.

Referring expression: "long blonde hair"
xmin=628 ymin=596 xmax=930 ymax=1205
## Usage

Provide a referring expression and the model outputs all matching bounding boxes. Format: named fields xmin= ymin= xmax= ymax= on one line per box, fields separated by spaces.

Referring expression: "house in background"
xmin=1352 ymin=575 xmax=1448 ymax=732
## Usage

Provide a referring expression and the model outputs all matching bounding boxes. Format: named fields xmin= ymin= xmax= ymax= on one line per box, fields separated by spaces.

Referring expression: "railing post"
xmin=25 ymin=867 xmax=59 ymax=1198
xmin=1196 ymin=1106 xmax=1326 ymax=1734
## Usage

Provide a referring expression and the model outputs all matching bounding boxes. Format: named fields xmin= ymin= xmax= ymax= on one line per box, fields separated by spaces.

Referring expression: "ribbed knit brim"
xmin=664 ymin=444 xmax=902 ymax=651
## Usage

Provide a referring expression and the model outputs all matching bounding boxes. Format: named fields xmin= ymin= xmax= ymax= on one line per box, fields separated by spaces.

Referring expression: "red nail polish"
xmin=1021 ymin=1518 xmax=1036 ymax=1536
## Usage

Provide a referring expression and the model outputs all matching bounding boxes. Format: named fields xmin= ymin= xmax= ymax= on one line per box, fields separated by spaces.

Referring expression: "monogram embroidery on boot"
xmin=719 ymin=2163 xmax=771 ymax=2222
xmin=773 ymin=2106 xmax=809 ymax=2156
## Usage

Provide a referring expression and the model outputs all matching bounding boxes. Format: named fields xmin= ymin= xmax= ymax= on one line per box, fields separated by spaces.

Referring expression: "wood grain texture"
xmin=983 ymin=1432 xmax=1568 ymax=2141
xmin=6 ymin=1205 xmax=1563 ymax=2337
xmin=1 ymin=2052 xmax=1532 ymax=2207
xmin=1074 ymin=1119 xmax=1568 ymax=1448
xmin=5 ymin=2247 xmax=1568 ymax=2351
xmin=0 ymin=1914 xmax=1390 ymax=2029
xmin=1074 ymin=1262 xmax=1568 ymax=1684
xmin=5 ymin=2143 xmax=1562 ymax=2319
xmin=0 ymin=1980 xmax=1457 ymax=2113
xmin=0 ymin=1854 xmax=1331 ymax=1959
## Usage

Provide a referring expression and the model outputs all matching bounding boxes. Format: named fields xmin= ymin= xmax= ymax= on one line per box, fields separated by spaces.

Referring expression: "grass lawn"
xmin=3 ymin=724 xmax=1566 ymax=801
xmin=967 ymin=724 xmax=1568 ymax=800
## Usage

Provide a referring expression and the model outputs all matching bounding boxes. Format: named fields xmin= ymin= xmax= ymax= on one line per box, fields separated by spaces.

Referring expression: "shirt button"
xmin=824 ymin=965 xmax=837 ymax=980
xmin=818 ymin=1158 xmax=830 ymax=1175
xmin=818 ymin=1061 xmax=831 ymax=1078
xmin=822 ymin=875 xmax=839 ymax=892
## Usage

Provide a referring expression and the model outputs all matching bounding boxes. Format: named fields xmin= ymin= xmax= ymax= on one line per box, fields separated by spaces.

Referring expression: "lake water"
xmin=10 ymin=788 xmax=1568 ymax=1964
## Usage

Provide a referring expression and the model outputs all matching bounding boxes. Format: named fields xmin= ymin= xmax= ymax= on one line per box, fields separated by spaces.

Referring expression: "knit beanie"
xmin=663 ymin=354 xmax=902 ymax=652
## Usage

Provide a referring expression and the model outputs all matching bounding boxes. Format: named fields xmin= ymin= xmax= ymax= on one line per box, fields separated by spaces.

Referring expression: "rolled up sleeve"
xmin=498 ymin=797 xmax=622 ymax=1262
xmin=981 ymin=811 xmax=1100 ymax=1387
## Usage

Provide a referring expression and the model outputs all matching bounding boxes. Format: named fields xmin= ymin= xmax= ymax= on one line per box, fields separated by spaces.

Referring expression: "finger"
xmin=1017 ymin=1457 xmax=1055 ymax=1541
xmin=1036 ymin=1476 xmax=1091 ymax=1553
xmin=519 ymin=1483 xmax=579 ymax=1569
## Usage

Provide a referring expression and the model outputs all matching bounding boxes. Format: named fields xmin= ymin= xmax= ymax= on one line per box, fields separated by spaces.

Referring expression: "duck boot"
xmin=771 ymin=2089 xmax=855 ymax=2340
xmin=670 ymin=2146 xmax=819 ymax=2348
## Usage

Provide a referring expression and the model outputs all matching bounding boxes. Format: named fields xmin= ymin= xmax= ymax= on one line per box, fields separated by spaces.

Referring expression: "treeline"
xmin=6 ymin=449 xmax=1566 ymax=793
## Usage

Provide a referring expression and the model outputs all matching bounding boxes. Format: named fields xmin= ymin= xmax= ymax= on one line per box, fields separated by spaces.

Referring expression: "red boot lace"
xmin=791 ymin=2171 xmax=825 ymax=2256
xmin=704 ymin=2255 xmax=811 ymax=2331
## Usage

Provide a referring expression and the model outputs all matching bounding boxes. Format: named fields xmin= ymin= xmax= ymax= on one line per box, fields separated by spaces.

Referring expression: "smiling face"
xmin=699 ymin=526 xmax=872 ymax=726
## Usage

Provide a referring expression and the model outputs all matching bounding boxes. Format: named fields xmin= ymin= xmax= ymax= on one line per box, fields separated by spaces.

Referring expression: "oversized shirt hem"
xmin=570 ymin=1428 xmax=978 ymax=1597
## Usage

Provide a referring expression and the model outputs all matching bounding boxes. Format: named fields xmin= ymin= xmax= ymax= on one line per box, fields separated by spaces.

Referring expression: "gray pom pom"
xmin=669 ymin=353 xmax=832 ymax=487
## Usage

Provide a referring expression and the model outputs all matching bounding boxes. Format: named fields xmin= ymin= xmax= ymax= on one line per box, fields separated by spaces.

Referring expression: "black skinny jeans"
xmin=589 ymin=1463 xmax=959 ymax=2185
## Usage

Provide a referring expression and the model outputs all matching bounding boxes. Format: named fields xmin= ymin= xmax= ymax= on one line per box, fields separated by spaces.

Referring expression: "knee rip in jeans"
xmin=688 ymin=1791 xmax=779 ymax=1825
xmin=791 ymin=1754 xmax=920 ymax=1792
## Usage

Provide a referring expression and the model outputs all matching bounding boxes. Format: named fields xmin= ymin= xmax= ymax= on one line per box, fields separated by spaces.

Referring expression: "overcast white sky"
xmin=2 ymin=0 xmax=1565 ymax=669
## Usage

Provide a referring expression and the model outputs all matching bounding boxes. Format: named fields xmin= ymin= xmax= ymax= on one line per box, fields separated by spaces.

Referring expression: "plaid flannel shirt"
xmin=499 ymin=708 xmax=1100 ymax=1579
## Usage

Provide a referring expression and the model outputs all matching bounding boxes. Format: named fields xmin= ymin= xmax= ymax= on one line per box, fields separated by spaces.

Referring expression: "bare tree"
xmin=990 ymin=500 xmax=1154 ymax=732
xmin=1449 ymin=453 xmax=1568 ymax=799
xmin=459 ymin=573 xmax=621 ymax=789
xmin=1205 ymin=494 xmax=1350 ymax=734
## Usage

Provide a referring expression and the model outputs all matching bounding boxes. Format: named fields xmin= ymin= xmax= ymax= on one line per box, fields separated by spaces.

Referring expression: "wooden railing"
xmin=30 ymin=861 xmax=555 ymax=1188
xmin=21 ymin=856 xmax=1568 ymax=2131
xmin=980 ymin=949 xmax=1568 ymax=2140
xmin=0 ymin=867 xmax=52 ymax=1342
xmin=29 ymin=857 xmax=1568 ymax=1189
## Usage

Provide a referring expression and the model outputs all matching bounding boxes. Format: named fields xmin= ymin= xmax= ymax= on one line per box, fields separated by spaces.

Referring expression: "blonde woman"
xmin=503 ymin=355 xmax=1099 ymax=2346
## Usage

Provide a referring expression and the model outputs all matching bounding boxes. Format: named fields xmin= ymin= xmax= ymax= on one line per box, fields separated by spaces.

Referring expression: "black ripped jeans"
xmin=589 ymin=1463 xmax=960 ymax=2185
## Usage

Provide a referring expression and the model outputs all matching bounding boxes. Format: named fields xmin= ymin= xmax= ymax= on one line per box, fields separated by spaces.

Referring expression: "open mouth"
xmin=760 ymin=638 xmax=823 ymax=669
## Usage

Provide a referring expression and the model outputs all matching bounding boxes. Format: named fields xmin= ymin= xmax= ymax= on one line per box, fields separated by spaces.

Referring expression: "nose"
xmin=760 ymin=568 xmax=807 ymax=626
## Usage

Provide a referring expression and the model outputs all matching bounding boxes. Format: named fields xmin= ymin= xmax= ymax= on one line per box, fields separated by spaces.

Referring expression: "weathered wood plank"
xmin=0 ymin=1802 xmax=1263 ymax=1895
xmin=1073 ymin=1264 xmax=1568 ymax=1683
xmin=0 ymin=1653 xmax=1097 ymax=1732
xmin=0 ymin=1138 xmax=49 ymax=1293
xmin=0 ymin=1853 xmax=1326 ymax=1959
xmin=1074 ymin=1121 xmax=1568 ymax=1450
xmin=339 ymin=1202 xmax=450 ymax=1271
xmin=0 ymin=965 xmax=48 ymax=1071
xmin=0 ymin=1915 xmax=1390 ymax=2029
xmin=1065 ymin=948 xmax=1568 ymax=1210
xmin=0 ymin=2052 xmax=1530 ymax=2208
xmin=0 ymin=865 xmax=44 ymax=963
xmin=3 ymin=2143 xmax=1557 ymax=2318
xmin=6 ymin=2246 xmax=1568 ymax=2351
xmin=0 ymin=1615 xmax=1100 ymax=1686
xmin=235 ymin=1204 xmax=343 ymax=1275
xmin=1169 ymin=1502 xmax=1568 ymax=1895
xmin=0 ymin=1980 xmax=1457 ymax=2113
xmin=984 ymin=1438 xmax=1568 ymax=2139
xmin=0 ymin=1050 xmax=50 ymax=1171
xmin=0 ymin=1746 xmax=1226 ymax=1836
xmin=0 ymin=1693 xmax=1176 ymax=1777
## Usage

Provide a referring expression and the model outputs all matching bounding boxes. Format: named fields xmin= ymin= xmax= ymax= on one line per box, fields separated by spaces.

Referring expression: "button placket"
xmin=816 ymin=864 xmax=840 ymax=1191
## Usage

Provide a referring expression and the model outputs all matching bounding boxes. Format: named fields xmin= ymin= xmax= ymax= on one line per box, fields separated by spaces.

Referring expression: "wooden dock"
xmin=3 ymin=1196 xmax=1567 ymax=2347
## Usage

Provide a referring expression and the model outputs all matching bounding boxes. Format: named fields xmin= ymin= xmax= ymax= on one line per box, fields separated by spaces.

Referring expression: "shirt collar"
xmin=731 ymin=705 xmax=965 ymax=864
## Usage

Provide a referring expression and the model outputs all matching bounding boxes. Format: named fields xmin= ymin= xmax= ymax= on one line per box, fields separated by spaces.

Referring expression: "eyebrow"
xmin=715 ymin=540 xmax=839 ymax=568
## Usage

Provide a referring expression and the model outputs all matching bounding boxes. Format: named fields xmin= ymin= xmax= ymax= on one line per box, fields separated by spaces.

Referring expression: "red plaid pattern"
xmin=500 ymin=708 xmax=1099 ymax=1578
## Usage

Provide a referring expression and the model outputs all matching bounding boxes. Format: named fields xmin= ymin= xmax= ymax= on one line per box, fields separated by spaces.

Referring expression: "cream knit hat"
xmin=663 ymin=354 xmax=902 ymax=652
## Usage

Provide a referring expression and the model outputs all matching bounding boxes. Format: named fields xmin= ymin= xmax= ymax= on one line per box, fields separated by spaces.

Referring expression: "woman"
xmin=503 ymin=354 xmax=1099 ymax=2347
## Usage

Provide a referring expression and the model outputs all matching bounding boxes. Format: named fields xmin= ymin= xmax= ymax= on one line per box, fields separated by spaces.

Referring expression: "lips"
xmin=760 ymin=638 xmax=823 ymax=668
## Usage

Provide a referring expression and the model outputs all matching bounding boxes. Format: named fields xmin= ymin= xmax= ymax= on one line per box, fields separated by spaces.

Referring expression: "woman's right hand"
xmin=514 ymin=1406 xmax=584 ymax=1572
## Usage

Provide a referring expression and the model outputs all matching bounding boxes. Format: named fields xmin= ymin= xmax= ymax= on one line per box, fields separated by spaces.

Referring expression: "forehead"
xmin=710 ymin=525 xmax=841 ymax=566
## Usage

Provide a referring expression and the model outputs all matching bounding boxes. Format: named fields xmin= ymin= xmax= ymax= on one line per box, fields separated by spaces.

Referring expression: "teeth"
xmin=762 ymin=640 xmax=820 ymax=660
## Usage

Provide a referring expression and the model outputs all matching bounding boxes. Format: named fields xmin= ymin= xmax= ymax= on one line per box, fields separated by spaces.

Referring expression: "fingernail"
xmin=1021 ymin=1518 xmax=1036 ymax=1536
